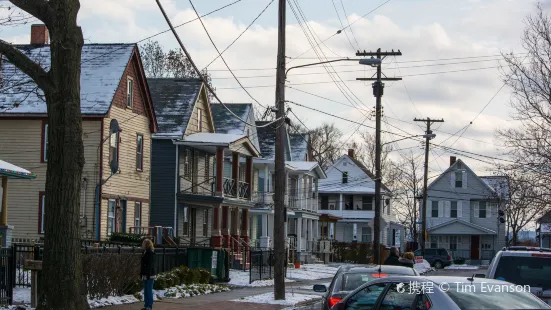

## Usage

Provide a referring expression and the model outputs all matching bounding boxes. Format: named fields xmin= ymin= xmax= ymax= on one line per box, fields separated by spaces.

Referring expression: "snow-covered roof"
xmin=0 ymin=44 xmax=135 ymax=115
xmin=318 ymin=179 xmax=377 ymax=194
xmin=148 ymin=78 xmax=202 ymax=137
xmin=211 ymin=103 xmax=249 ymax=135
xmin=183 ymin=133 xmax=246 ymax=144
xmin=289 ymin=133 xmax=308 ymax=161
xmin=0 ymin=159 xmax=36 ymax=179
xmin=480 ymin=176 xmax=510 ymax=200
xmin=287 ymin=161 xmax=327 ymax=179
xmin=256 ymin=121 xmax=277 ymax=160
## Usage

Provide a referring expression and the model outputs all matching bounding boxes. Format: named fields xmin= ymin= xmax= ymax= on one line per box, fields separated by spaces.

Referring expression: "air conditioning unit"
xmin=329 ymin=204 xmax=335 ymax=210
xmin=79 ymin=217 xmax=87 ymax=227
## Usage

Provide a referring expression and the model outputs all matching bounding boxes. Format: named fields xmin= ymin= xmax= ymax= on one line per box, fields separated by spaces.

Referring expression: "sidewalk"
xmin=103 ymin=278 xmax=331 ymax=310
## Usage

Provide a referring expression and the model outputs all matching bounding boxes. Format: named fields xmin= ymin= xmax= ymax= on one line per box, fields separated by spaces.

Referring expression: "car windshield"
xmin=444 ymin=282 xmax=547 ymax=309
xmin=493 ymin=256 xmax=551 ymax=288
xmin=340 ymin=269 xmax=416 ymax=292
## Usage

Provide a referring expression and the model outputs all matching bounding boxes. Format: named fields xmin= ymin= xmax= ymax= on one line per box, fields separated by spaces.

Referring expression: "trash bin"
xmin=186 ymin=248 xmax=226 ymax=281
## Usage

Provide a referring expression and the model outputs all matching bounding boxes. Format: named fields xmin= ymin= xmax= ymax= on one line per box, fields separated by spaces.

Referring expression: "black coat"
xmin=384 ymin=253 xmax=401 ymax=266
xmin=399 ymin=258 xmax=414 ymax=268
xmin=140 ymin=249 xmax=156 ymax=279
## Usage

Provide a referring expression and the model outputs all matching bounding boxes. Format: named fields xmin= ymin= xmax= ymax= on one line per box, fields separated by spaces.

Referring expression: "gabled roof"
xmin=289 ymin=133 xmax=309 ymax=161
xmin=178 ymin=132 xmax=261 ymax=157
xmin=428 ymin=219 xmax=496 ymax=235
xmin=348 ymin=155 xmax=391 ymax=192
xmin=0 ymin=44 xmax=136 ymax=115
xmin=479 ymin=176 xmax=510 ymax=200
xmin=256 ymin=121 xmax=291 ymax=160
xmin=210 ymin=103 xmax=250 ymax=135
xmin=286 ymin=161 xmax=327 ymax=179
xmin=148 ymin=78 xmax=202 ymax=138
xmin=427 ymin=159 xmax=499 ymax=195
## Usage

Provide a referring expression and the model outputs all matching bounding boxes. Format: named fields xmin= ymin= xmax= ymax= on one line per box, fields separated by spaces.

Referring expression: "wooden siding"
xmin=178 ymin=146 xmax=214 ymax=194
xmin=0 ymin=119 xmax=101 ymax=240
xmin=184 ymin=87 xmax=214 ymax=135
xmin=150 ymin=139 xmax=177 ymax=228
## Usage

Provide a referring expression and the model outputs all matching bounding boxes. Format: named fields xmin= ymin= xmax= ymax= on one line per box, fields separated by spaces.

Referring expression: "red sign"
xmin=415 ymin=256 xmax=424 ymax=264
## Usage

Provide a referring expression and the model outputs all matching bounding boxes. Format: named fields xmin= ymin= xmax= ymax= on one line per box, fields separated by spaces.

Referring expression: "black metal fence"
xmin=0 ymin=248 xmax=13 ymax=306
xmin=249 ymin=249 xmax=288 ymax=284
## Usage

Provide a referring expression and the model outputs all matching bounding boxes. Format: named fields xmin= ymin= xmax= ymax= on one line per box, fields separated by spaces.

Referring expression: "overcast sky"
xmin=1 ymin=0 xmax=543 ymax=177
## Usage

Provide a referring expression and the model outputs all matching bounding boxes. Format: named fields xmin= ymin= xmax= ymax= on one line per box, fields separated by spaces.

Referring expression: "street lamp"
xmin=359 ymin=57 xmax=382 ymax=67
xmin=285 ymin=58 xmax=362 ymax=78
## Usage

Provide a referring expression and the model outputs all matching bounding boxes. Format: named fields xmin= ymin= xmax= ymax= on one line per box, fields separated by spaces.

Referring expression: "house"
xmin=0 ymin=25 xmax=158 ymax=242
xmin=537 ymin=211 xmax=551 ymax=248
xmin=317 ymin=149 xmax=398 ymax=248
xmin=148 ymin=79 xmax=261 ymax=254
xmin=423 ymin=156 xmax=509 ymax=263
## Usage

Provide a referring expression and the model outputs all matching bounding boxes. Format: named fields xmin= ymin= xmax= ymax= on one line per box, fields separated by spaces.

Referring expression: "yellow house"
xmin=0 ymin=25 xmax=158 ymax=241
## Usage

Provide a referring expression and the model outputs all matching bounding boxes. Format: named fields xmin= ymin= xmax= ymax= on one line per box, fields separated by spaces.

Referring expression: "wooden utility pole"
xmin=273 ymin=0 xmax=287 ymax=300
xmin=414 ymin=117 xmax=444 ymax=257
xmin=356 ymin=48 xmax=402 ymax=264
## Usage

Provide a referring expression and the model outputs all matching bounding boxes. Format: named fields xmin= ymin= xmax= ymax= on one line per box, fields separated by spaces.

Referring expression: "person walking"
xmin=140 ymin=238 xmax=156 ymax=310
xmin=383 ymin=247 xmax=401 ymax=266
xmin=399 ymin=252 xmax=415 ymax=268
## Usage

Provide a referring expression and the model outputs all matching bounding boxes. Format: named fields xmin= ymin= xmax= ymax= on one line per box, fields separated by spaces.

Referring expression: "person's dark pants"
xmin=143 ymin=279 xmax=154 ymax=309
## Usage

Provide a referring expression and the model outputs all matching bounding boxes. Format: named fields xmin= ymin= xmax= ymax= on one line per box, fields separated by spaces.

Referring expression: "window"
xmin=451 ymin=201 xmax=458 ymax=218
xmin=450 ymin=236 xmax=458 ymax=250
xmin=136 ymin=134 xmax=144 ymax=171
xmin=455 ymin=170 xmax=463 ymax=187
xmin=479 ymin=202 xmax=487 ymax=218
xmin=203 ymin=209 xmax=208 ymax=237
xmin=182 ymin=207 xmax=189 ymax=236
xmin=183 ymin=149 xmax=191 ymax=179
xmin=431 ymin=201 xmax=439 ymax=217
xmin=39 ymin=193 xmax=46 ymax=233
xmin=134 ymin=202 xmax=141 ymax=228
xmin=42 ymin=123 xmax=48 ymax=162
xmin=345 ymin=195 xmax=353 ymax=210
xmin=362 ymin=196 xmax=373 ymax=210
xmin=430 ymin=236 xmax=437 ymax=248
xmin=482 ymin=243 xmax=492 ymax=250
xmin=197 ymin=109 xmax=203 ymax=131
xmin=126 ymin=77 xmax=133 ymax=108
xmin=109 ymin=129 xmax=119 ymax=169
xmin=361 ymin=227 xmax=372 ymax=242
xmin=342 ymin=172 xmax=348 ymax=184
xmin=380 ymin=283 xmax=417 ymax=309
xmin=345 ymin=283 xmax=387 ymax=310
xmin=107 ymin=200 xmax=116 ymax=235
xmin=205 ymin=154 xmax=210 ymax=180
xmin=321 ymin=196 xmax=329 ymax=210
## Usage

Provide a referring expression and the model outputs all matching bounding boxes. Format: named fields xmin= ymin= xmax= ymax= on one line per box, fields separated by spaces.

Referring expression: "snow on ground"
xmin=13 ymin=287 xmax=31 ymax=304
xmin=286 ymin=264 xmax=338 ymax=280
xmin=233 ymin=292 xmax=321 ymax=306
xmin=414 ymin=260 xmax=434 ymax=274
xmin=229 ymin=270 xmax=295 ymax=287
xmin=445 ymin=264 xmax=479 ymax=270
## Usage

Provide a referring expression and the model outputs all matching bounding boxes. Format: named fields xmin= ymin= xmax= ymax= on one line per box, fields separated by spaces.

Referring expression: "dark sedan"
xmin=313 ymin=265 xmax=420 ymax=310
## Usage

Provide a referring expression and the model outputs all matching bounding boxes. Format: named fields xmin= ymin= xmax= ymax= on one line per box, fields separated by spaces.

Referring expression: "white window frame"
xmin=126 ymin=77 xmax=134 ymax=108
xmin=203 ymin=209 xmax=208 ymax=237
xmin=136 ymin=134 xmax=144 ymax=171
xmin=361 ymin=226 xmax=372 ymax=242
xmin=40 ymin=194 xmax=46 ymax=233
xmin=43 ymin=124 xmax=48 ymax=162
xmin=107 ymin=199 xmax=116 ymax=235
xmin=134 ymin=202 xmax=141 ymax=228
xmin=342 ymin=172 xmax=348 ymax=184
xmin=197 ymin=108 xmax=203 ymax=131
xmin=455 ymin=170 xmax=462 ymax=188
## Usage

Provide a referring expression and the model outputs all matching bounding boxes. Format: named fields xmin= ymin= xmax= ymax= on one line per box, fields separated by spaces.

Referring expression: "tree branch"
xmin=0 ymin=40 xmax=52 ymax=92
xmin=9 ymin=0 xmax=53 ymax=25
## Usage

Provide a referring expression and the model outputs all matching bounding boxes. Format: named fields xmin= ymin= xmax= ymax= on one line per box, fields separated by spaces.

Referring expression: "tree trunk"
xmin=37 ymin=1 xmax=87 ymax=309
xmin=512 ymin=227 xmax=518 ymax=246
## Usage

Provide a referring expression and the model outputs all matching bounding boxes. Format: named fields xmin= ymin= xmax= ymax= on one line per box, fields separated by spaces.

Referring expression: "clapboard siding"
xmin=150 ymin=139 xmax=176 ymax=228
xmin=185 ymin=88 xmax=214 ymax=135
xmin=0 ymin=119 xmax=101 ymax=240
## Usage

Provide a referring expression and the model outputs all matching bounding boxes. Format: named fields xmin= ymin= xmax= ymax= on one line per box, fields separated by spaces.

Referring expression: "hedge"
xmin=108 ymin=232 xmax=146 ymax=244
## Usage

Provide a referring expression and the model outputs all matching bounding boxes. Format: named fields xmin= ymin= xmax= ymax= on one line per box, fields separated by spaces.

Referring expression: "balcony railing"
xmin=238 ymin=181 xmax=250 ymax=199
xmin=287 ymin=195 xmax=317 ymax=212
xmin=180 ymin=176 xmax=216 ymax=196
xmin=254 ymin=191 xmax=275 ymax=208
xmin=223 ymin=177 xmax=250 ymax=200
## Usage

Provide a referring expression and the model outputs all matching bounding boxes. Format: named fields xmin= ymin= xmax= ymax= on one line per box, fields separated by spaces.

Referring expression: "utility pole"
xmin=357 ymin=48 xmax=402 ymax=264
xmin=414 ymin=117 xmax=444 ymax=257
xmin=273 ymin=0 xmax=286 ymax=300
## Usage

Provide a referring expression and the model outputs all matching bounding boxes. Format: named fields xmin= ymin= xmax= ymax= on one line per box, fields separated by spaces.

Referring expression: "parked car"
xmin=331 ymin=275 xmax=551 ymax=310
xmin=313 ymin=265 xmax=419 ymax=310
xmin=485 ymin=246 xmax=551 ymax=305
xmin=413 ymin=248 xmax=452 ymax=269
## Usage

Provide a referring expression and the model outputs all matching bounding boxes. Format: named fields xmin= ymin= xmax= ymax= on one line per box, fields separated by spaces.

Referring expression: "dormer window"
xmin=126 ymin=77 xmax=134 ymax=108
xmin=342 ymin=172 xmax=348 ymax=184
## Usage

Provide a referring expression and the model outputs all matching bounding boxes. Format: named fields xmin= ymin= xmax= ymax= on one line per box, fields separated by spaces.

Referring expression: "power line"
xmin=339 ymin=0 xmax=361 ymax=50
xmin=331 ymin=0 xmax=356 ymax=51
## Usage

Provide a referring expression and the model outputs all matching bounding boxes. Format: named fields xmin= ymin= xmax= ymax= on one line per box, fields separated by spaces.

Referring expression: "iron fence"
xmin=249 ymin=249 xmax=288 ymax=284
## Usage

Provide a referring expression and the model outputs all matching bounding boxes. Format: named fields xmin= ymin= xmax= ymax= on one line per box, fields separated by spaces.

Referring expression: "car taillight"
xmin=372 ymin=273 xmax=388 ymax=278
xmin=532 ymin=253 xmax=551 ymax=257
xmin=425 ymin=301 xmax=432 ymax=309
xmin=447 ymin=255 xmax=451 ymax=260
xmin=328 ymin=297 xmax=342 ymax=308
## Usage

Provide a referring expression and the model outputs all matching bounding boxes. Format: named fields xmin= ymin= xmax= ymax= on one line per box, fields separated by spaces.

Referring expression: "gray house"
xmin=423 ymin=156 xmax=509 ymax=263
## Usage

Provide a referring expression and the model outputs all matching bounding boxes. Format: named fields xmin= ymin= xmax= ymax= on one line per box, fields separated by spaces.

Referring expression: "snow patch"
xmin=414 ymin=260 xmax=434 ymax=274
xmin=286 ymin=264 xmax=339 ymax=280
xmin=445 ymin=264 xmax=479 ymax=270
xmin=229 ymin=270 xmax=295 ymax=287
xmin=233 ymin=292 xmax=321 ymax=306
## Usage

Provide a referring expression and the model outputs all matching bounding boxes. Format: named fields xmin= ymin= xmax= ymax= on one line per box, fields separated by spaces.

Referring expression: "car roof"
xmin=363 ymin=275 xmax=507 ymax=285
xmin=339 ymin=265 xmax=416 ymax=274
xmin=498 ymin=246 xmax=551 ymax=256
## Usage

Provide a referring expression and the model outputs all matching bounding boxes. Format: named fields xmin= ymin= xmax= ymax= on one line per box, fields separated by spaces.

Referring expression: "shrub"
xmin=109 ymin=232 xmax=145 ymax=244
xmin=197 ymin=268 xmax=211 ymax=284
xmin=82 ymin=252 xmax=141 ymax=299
xmin=454 ymin=257 xmax=466 ymax=265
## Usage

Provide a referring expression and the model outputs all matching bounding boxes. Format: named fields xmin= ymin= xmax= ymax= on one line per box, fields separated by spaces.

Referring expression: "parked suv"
xmin=485 ymin=246 xmax=551 ymax=306
xmin=413 ymin=248 xmax=452 ymax=269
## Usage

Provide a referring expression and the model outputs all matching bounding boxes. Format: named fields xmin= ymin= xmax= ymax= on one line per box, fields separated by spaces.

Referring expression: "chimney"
xmin=348 ymin=148 xmax=355 ymax=159
xmin=450 ymin=156 xmax=457 ymax=166
xmin=30 ymin=24 xmax=49 ymax=45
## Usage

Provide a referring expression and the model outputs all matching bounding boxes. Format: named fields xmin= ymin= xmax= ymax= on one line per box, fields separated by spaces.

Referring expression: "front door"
xmin=471 ymin=235 xmax=480 ymax=259
xmin=190 ymin=208 xmax=197 ymax=242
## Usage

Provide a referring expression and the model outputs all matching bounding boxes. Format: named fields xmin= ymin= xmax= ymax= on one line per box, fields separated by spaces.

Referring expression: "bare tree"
xmin=140 ymin=40 xmax=216 ymax=101
xmin=308 ymin=123 xmax=343 ymax=170
xmin=353 ymin=131 xmax=399 ymax=190
xmin=0 ymin=1 xmax=88 ymax=309
xmin=392 ymin=151 xmax=424 ymax=243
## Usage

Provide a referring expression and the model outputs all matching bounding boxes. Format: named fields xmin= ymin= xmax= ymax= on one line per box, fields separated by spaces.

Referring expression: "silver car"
xmin=331 ymin=275 xmax=551 ymax=310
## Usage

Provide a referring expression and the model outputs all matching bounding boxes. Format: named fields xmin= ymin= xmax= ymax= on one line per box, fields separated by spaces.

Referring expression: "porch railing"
xmin=178 ymin=237 xmax=211 ymax=247
xmin=223 ymin=178 xmax=250 ymax=199
xmin=180 ymin=176 xmax=216 ymax=196
xmin=253 ymin=191 xmax=275 ymax=207
xmin=223 ymin=178 xmax=236 ymax=197
xmin=238 ymin=181 xmax=250 ymax=199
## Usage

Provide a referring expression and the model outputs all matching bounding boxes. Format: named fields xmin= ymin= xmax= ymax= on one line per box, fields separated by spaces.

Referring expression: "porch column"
xmin=298 ymin=174 xmax=303 ymax=210
xmin=264 ymin=165 xmax=269 ymax=193
xmin=231 ymin=208 xmax=240 ymax=251
xmin=308 ymin=219 xmax=313 ymax=252
xmin=215 ymin=147 xmax=224 ymax=196
xmin=232 ymin=152 xmax=239 ymax=197
xmin=339 ymin=193 xmax=343 ymax=211
xmin=353 ymin=223 xmax=358 ymax=242
xmin=245 ymin=156 xmax=253 ymax=200
xmin=241 ymin=209 xmax=250 ymax=246
xmin=330 ymin=222 xmax=335 ymax=239
xmin=1 ymin=177 xmax=7 ymax=226
xmin=211 ymin=206 xmax=222 ymax=248
xmin=297 ymin=218 xmax=302 ymax=254
xmin=314 ymin=178 xmax=319 ymax=212
xmin=222 ymin=206 xmax=230 ymax=248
